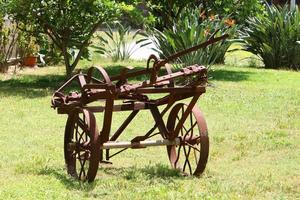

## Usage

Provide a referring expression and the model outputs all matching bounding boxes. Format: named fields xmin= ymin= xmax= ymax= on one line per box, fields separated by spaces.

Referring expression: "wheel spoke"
xmin=166 ymin=103 xmax=209 ymax=177
xmin=193 ymin=148 xmax=198 ymax=166
xmin=182 ymin=145 xmax=188 ymax=171
xmin=183 ymin=145 xmax=192 ymax=174
xmin=78 ymin=118 xmax=89 ymax=133
xmin=78 ymin=152 xmax=88 ymax=180
xmin=79 ymin=131 xmax=87 ymax=144
xmin=190 ymin=113 xmax=194 ymax=137
xmin=75 ymin=123 xmax=79 ymax=141
xmin=185 ymin=143 xmax=201 ymax=153
xmin=180 ymin=126 xmax=184 ymax=137
xmin=182 ymin=124 xmax=188 ymax=133
xmin=187 ymin=122 xmax=197 ymax=135
xmin=188 ymin=150 xmax=193 ymax=174
xmin=174 ymin=145 xmax=182 ymax=168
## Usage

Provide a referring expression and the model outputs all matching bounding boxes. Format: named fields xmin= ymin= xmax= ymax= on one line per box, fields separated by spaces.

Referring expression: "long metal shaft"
xmin=100 ymin=138 xmax=181 ymax=149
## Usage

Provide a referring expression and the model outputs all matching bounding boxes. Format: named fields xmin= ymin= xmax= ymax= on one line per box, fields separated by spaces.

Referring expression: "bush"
xmin=239 ymin=5 xmax=300 ymax=70
xmin=36 ymin=34 xmax=62 ymax=66
xmin=148 ymin=8 xmax=237 ymax=69
xmin=201 ymin=0 xmax=266 ymax=26
xmin=145 ymin=0 xmax=265 ymax=30
xmin=93 ymin=22 xmax=147 ymax=62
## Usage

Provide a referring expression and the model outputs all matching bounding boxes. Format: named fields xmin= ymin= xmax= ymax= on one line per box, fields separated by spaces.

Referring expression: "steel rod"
xmin=100 ymin=138 xmax=181 ymax=149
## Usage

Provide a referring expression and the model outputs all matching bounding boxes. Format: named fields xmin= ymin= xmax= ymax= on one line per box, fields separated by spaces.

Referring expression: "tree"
xmin=146 ymin=0 xmax=265 ymax=30
xmin=8 ymin=0 xmax=119 ymax=77
xmin=145 ymin=0 xmax=199 ymax=31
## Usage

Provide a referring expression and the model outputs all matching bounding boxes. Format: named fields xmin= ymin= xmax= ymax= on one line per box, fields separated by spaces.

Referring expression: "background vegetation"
xmin=240 ymin=5 xmax=300 ymax=70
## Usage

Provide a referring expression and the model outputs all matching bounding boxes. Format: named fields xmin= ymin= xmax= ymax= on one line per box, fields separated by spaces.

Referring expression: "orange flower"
xmin=199 ymin=10 xmax=206 ymax=20
xmin=204 ymin=29 xmax=210 ymax=36
xmin=209 ymin=15 xmax=215 ymax=21
xmin=225 ymin=19 xmax=235 ymax=27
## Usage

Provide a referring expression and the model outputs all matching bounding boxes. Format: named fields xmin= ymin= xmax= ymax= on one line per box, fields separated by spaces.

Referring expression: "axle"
xmin=100 ymin=138 xmax=181 ymax=149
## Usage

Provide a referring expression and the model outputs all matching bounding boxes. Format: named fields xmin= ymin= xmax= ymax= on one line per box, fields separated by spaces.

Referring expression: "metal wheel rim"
xmin=166 ymin=103 xmax=209 ymax=176
xmin=64 ymin=107 xmax=100 ymax=182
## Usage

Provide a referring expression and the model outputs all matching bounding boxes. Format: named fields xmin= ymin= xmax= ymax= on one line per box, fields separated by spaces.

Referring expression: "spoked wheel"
xmin=64 ymin=107 xmax=100 ymax=182
xmin=166 ymin=103 xmax=209 ymax=176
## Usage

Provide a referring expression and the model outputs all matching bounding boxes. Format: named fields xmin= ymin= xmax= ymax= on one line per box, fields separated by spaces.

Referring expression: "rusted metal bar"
xmin=149 ymin=104 xmax=169 ymax=139
xmin=119 ymin=65 xmax=207 ymax=93
xmin=99 ymin=99 xmax=114 ymax=144
xmin=110 ymin=110 xmax=139 ymax=141
xmin=173 ymin=94 xmax=201 ymax=136
xmin=136 ymin=86 xmax=206 ymax=94
xmin=100 ymin=138 xmax=181 ymax=149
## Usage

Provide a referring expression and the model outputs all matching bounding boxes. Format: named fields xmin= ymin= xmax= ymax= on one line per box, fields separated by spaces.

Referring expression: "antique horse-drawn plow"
xmin=51 ymin=32 xmax=228 ymax=182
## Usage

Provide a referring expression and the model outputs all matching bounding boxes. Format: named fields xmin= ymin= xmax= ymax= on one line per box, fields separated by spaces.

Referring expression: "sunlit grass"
xmin=0 ymin=52 xmax=299 ymax=199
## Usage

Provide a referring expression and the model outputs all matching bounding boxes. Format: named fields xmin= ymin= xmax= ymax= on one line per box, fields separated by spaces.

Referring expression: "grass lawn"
xmin=0 ymin=57 xmax=299 ymax=199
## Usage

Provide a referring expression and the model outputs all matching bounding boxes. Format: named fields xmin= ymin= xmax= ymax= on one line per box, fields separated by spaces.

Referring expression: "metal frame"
xmin=51 ymin=33 xmax=228 ymax=182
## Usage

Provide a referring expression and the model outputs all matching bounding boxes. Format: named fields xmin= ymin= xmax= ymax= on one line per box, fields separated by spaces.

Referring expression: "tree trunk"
xmin=65 ymin=65 xmax=73 ymax=79
xmin=61 ymin=44 xmax=73 ymax=79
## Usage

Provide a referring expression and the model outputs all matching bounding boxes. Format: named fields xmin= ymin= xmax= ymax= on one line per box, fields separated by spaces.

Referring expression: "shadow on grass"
xmin=0 ymin=66 xmax=254 ymax=98
xmin=38 ymin=164 xmax=184 ymax=191
xmin=208 ymin=69 xmax=254 ymax=82
xmin=102 ymin=163 xmax=184 ymax=181
xmin=38 ymin=167 xmax=97 ymax=191
xmin=0 ymin=65 xmax=147 ymax=98
xmin=0 ymin=74 xmax=66 ymax=98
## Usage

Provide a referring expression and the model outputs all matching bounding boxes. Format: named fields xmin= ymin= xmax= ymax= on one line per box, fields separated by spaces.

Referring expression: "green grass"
xmin=0 ymin=57 xmax=299 ymax=199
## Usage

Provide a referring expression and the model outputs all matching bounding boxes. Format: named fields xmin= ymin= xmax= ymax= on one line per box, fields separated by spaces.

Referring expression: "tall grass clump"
xmin=148 ymin=8 xmax=237 ymax=69
xmin=239 ymin=5 xmax=300 ymax=70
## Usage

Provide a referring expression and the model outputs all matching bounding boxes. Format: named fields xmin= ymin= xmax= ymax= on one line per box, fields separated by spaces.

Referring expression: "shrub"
xmin=145 ymin=0 xmax=265 ymax=30
xmin=239 ymin=5 xmax=300 ymax=70
xmin=36 ymin=34 xmax=62 ymax=66
xmin=93 ymin=22 xmax=147 ymax=62
xmin=201 ymin=0 xmax=266 ymax=26
xmin=148 ymin=8 xmax=237 ymax=69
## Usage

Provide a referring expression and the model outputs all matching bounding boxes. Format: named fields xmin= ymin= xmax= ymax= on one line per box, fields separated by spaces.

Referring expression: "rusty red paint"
xmin=52 ymin=33 xmax=228 ymax=181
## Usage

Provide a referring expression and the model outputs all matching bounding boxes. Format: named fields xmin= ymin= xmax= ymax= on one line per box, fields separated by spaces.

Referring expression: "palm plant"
xmin=239 ymin=5 xmax=300 ymax=70
xmin=93 ymin=22 xmax=148 ymax=62
xmin=148 ymin=8 xmax=237 ymax=70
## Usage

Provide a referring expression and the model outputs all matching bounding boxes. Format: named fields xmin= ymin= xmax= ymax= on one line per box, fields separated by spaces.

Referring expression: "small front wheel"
xmin=166 ymin=103 xmax=209 ymax=176
xmin=64 ymin=108 xmax=100 ymax=182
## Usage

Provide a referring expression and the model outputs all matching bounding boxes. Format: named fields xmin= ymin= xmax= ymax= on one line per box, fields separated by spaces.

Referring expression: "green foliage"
xmin=8 ymin=0 xmax=120 ymax=77
xmin=202 ymin=0 xmax=266 ymax=25
xmin=17 ymin=26 xmax=39 ymax=58
xmin=149 ymin=8 xmax=237 ymax=69
xmin=146 ymin=0 xmax=265 ymax=30
xmin=36 ymin=34 xmax=62 ymax=65
xmin=93 ymin=22 xmax=147 ymax=62
xmin=145 ymin=0 xmax=198 ymax=30
xmin=117 ymin=1 xmax=154 ymax=28
xmin=239 ymin=5 xmax=300 ymax=70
